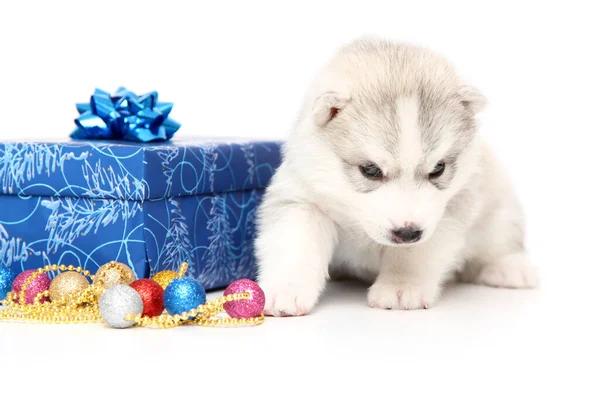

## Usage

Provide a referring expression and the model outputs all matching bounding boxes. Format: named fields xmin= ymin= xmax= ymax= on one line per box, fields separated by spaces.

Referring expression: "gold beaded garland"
xmin=0 ymin=264 xmax=103 ymax=324
xmin=0 ymin=262 xmax=264 ymax=329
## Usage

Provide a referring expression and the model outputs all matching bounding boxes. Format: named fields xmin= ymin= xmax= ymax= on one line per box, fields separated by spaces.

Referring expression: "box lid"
xmin=0 ymin=138 xmax=282 ymax=200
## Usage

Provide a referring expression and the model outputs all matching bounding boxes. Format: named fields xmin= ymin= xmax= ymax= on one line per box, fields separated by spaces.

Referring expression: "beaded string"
xmin=0 ymin=262 xmax=264 ymax=328
xmin=0 ymin=263 xmax=120 ymax=324
xmin=124 ymin=291 xmax=264 ymax=328
xmin=177 ymin=262 xmax=188 ymax=277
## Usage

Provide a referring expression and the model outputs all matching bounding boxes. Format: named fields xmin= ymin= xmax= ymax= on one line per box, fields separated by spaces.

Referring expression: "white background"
xmin=1 ymin=1 xmax=599 ymax=399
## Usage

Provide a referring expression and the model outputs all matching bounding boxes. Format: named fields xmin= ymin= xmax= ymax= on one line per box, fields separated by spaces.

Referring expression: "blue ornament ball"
xmin=0 ymin=268 xmax=17 ymax=301
xmin=164 ymin=278 xmax=206 ymax=317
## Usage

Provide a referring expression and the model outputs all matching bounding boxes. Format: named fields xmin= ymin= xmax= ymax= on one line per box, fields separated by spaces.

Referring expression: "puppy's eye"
xmin=429 ymin=161 xmax=446 ymax=179
xmin=359 ymin=163 xmax=383 ymax=180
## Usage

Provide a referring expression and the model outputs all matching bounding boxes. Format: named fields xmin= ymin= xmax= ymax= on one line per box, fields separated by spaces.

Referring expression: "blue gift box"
xmin=0 ymin=138 xmax=282 ymax=290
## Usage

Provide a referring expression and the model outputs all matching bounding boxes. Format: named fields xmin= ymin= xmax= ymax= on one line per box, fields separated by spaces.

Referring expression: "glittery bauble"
xmin=164 ymin=278 xmax=206 ymax=317
xmin=11 ymin=270 xmax=51 ymax=304
xmin=223 ymin=279 xmax=265 ymax=318
xmin=0 ymin=268 xmax=17 ymax=300
xmin=151 ymin=270 xmax=179 ymax=290
xmin=48 ymin=271 xmax=90 ymax=302
xmin=93 ymin=262 xmax=136 ymax=288
xmin=99 ymin=284 xmax=143 ymax=328
xmin=130 ymin=279 xmax=164 ymax=317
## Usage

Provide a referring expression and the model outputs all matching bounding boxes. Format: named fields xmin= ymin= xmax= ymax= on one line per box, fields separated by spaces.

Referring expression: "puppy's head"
xmin=296 ymin=39 xmax=486 ymax=246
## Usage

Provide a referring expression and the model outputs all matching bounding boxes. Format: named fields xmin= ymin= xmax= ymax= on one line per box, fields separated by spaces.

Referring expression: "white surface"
xmin=0 ymin=281 xmax=597 ymax=398
xmin=0 ymin=1 xmax=599 ymax=398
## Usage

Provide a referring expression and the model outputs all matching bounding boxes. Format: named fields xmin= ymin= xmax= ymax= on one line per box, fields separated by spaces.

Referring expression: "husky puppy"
xmin=255 ymin=38 xmax=538 ymax=316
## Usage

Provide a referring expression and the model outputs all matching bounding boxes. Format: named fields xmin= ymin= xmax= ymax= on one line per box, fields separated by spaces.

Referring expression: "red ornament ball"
xmin=11 ymin=270 xmax=51 ymax=304
xmin=223 ymin=279 xmax=265 ymax=318
xmin=130 ymin=279 xmax=164 ymax=317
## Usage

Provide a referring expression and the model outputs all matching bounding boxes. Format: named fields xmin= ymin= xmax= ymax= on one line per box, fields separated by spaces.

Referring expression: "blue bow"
xmin=71 ymin=87 xmax=181 ymax=142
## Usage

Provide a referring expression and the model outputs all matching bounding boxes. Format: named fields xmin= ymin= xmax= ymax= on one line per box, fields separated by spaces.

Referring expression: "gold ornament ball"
xmin=48 ymin=271 xmax=90 ymax=302
xmin=93 ymin=262 xmax=136 ymax=288
xmin=151 ymin=270 xmax=179 ymax=290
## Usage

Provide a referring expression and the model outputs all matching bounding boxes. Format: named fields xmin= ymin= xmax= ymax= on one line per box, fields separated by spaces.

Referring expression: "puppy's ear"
xmin=312 ymin=91 xmax=350 ymax=127
xmin=458 ymin=85 xmax=487 ymax=114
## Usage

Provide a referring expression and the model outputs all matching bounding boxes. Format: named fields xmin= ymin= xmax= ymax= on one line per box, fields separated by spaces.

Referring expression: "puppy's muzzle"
xmin=391 ymin=225 xmax=423 ymax=244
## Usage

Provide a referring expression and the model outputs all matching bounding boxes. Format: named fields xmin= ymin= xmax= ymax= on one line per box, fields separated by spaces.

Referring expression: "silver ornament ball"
xmin=99 ymin=284 xmax=143 ymax=328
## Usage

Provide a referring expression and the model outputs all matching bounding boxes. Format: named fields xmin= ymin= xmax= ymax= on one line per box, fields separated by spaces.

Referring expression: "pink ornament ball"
xmin=11 ymin=270 xmax=51 ymax=304
xmin=223 ymin=279 xmax=265 ymax=319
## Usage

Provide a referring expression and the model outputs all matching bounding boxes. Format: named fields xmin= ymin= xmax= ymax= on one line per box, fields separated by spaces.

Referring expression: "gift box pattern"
xmin=0 ymin=139 xmax=282 ymax=290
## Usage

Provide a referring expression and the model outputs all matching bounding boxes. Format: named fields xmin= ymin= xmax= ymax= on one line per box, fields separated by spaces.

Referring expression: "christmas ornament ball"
xmin=130 ymin=279 xmax=164 ymax=317
xmin=223 ymin=279 xmax=265 ymax=318
xmin=164 ymin=278 xmax=206 ymax=317
xmin=48 ymin=271 xmax=89 ymax=302
xmin=0 ymin=268 xmax=17 ymax=300
xmin=11 ymin=270 xmax=51 ymax=304
xmin=99 ymin=284 xmax=143 ymax=328
xmin=151 ymin=270 xmax=179 ymax=290
xmin=93 ymin=262 xmax=136 ymax=288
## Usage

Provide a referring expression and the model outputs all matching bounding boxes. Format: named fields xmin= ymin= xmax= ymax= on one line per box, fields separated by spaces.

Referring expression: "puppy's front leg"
xmin=368 ymin=236 xmax=461 ymax=310
xmin=256 ymin=202 xmax=337 ymax=316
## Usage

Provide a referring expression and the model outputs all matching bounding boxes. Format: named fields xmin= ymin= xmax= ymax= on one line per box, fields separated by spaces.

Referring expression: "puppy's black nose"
xmin=392 ymin=226 xmax=423 ymax=244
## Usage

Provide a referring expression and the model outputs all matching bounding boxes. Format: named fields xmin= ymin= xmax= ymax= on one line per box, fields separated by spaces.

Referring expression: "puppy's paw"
xmin=477 ymin=253 xmax=539 ymax=289
xmin=367 ymin=281 xmax=438 ymax=310
xmin=260 ymin=282 xmax=321 ymax=317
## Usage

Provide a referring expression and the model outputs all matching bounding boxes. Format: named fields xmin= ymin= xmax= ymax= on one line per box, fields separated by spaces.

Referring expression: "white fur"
xmin=256 ymin=38 xmax=538 ymax=316
xmin=396 ymin=97 xmax=422 ymax=171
